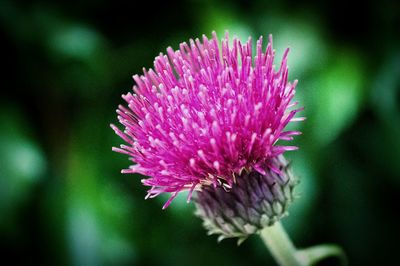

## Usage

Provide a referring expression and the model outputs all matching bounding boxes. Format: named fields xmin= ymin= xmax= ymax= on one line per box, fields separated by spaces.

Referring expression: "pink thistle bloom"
xmin=111 ymin=32 xmax=303 ymax=209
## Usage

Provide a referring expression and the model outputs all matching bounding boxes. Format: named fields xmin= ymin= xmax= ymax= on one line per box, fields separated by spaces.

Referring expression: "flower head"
xmin=111 ymin=32 xmax=303 ymax=208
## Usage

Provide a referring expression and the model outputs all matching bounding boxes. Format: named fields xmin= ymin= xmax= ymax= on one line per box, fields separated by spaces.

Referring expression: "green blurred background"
xmin=1 ymin=0 xmax=399 ymax=265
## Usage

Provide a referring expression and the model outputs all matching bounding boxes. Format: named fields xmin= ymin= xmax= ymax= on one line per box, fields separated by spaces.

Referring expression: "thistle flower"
xmin=111 ymin=33 xmax=348 ymax=266
xmin=111 ymin=32 xmax=303 ymax=209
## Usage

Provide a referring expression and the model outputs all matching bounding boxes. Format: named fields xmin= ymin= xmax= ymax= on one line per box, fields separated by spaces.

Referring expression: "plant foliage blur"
xmin=1 ymin=0 xmax=399 ymax=265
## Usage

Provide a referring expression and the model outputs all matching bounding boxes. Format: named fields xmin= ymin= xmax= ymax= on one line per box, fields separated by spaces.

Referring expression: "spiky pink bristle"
xmin=111 ymin=32 xmax=303 ymax=208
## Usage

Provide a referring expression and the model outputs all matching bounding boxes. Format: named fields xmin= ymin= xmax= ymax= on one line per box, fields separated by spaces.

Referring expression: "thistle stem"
xmin=260 ymin=222 xmax=305 ymax=266
xmin=260 ymin=222 xmax=347 ymax=266
xmin=297 ymin=244 xmax=348 ymax=266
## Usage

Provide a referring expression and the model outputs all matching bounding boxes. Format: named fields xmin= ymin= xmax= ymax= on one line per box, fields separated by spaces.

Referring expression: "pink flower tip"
xmin=112 ymin=32 xmax=303 ymax=207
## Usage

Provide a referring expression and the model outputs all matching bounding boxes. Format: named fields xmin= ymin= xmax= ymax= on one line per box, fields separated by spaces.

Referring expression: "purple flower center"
xmin=111 ymin=32 xmax=303 ymax=208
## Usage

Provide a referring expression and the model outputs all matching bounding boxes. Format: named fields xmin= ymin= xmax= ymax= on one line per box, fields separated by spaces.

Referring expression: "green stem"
xmin=296 ymin=244 xmax=348 ymax=266
xmin=260 ymin=222 xmax=347 ymax=266
xmin=260 ymin=222 xmax=305 ymax=266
